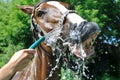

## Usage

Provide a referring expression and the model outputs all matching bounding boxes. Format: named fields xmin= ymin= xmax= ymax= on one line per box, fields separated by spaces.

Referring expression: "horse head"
xmin=17 ymin=1 xmax=100 ymax=79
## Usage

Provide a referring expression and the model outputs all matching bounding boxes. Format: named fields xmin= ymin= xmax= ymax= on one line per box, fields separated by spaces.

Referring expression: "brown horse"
xmin=12 ymin=1 xmax=100 ymax=80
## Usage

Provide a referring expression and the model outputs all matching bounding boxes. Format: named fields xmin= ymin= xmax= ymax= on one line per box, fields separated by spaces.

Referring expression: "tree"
xmin=0 ymin=0 xmax=38 ymax=67
xmin=0 ymin=0 xmax=120 ymax=80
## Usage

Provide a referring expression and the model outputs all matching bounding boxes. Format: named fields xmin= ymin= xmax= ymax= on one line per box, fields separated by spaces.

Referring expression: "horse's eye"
xmin=37 ymin=10 xmax=46 ymax=17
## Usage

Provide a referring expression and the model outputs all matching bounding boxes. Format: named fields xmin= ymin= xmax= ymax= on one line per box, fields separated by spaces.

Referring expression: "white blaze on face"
xmin=47 ymin=1 xmax=86 ymax=59
xmin=47 ymin=1 xmax=86 ymax=25
xmin=67 ymin=13 xmax=86 ymax=25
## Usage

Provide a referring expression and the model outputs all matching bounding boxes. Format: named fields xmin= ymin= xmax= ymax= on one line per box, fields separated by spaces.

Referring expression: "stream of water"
xmin=44 ymin=24 xmax=92 ymax=80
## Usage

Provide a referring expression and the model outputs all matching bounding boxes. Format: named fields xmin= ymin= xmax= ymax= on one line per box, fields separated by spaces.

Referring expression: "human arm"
xmin=0 ymin=49 xmax=35 ymax=80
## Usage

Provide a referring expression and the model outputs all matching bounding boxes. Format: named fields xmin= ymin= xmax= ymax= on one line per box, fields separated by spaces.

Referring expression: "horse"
xmin=12 ymin=1 xmax=100 ymax=80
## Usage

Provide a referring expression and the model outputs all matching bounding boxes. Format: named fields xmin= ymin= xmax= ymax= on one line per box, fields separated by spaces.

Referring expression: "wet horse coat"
xmin=12 ymin=1 xmax=100 ymax=80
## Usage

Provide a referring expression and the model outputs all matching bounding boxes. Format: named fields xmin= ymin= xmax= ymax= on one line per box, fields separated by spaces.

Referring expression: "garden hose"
xmin=29 ymin=36 xmax=45 ymax=49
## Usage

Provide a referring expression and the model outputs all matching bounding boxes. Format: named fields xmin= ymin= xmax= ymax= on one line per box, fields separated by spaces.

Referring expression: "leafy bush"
xmin=0 ymin=0 xmax=37 ymax=67
xmin=0 ymin=0 xmax=120 ymax=80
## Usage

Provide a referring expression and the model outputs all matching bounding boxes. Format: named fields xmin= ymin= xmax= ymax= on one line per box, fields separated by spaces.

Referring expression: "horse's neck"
xmin=12 ymin=47 xmax=61 ymax=80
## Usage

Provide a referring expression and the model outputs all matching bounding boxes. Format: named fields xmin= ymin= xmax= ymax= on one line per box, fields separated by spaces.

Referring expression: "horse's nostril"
xmin=87 ymin=22 xmax=100 ymax=31
xmin=80 ymin=22 xmax=101 ymax=42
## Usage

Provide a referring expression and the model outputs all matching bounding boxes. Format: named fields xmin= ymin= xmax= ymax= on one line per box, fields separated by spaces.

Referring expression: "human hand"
xmin=8 ymin=49 xmax=36 ymax=72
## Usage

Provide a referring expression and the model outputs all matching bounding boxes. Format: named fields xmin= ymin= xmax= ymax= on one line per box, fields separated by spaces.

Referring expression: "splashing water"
xmin=45 ymin=18 xmax=101 ymax=80
xmin=44 ymin=23 xmax=94 ymax=80
xmin=45 ymin=47 xmax=63 ymax=80
xmin=45 ymin=38 xmax=89 ymax=79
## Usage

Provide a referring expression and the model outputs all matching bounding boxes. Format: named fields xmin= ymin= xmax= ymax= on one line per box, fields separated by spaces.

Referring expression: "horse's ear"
xmin=17 ymin=5 xmax=34 ymax=15
xmin=60 ymin=2 xmax=72 ymax=10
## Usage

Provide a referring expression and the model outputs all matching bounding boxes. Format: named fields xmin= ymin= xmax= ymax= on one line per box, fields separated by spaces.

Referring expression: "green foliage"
xmin=75 ymin=0 xmax=109 ymax=28
xmin=0 ymin=0 xmax=120 ymax=80
xmin=0 ymin=0 xmax=38 ymax=67
xmin=61 ymin=68 xmax=75 ymax=80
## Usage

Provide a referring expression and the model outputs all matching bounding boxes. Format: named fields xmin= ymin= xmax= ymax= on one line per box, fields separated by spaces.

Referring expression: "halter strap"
xmin=30 ymin=10 xmax=77 ymax=58
xmin=31 ymin=10 xmax=77 ymax=37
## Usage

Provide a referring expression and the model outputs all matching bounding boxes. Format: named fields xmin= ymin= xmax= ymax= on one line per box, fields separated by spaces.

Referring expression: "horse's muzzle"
xmin=80 ymin=22 xmax=101 ymax=42
xmin=68 ymin=21 xmax=101 ymax=58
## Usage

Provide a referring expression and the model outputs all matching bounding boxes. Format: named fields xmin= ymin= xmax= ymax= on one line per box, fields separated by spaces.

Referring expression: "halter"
xmin=30 ymin=5 xmax=87 ymax=74
xmin=31 ymin=10 xmax=77 ymax=38
xmin=30 ymin=10 xmax=77 ymax=55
